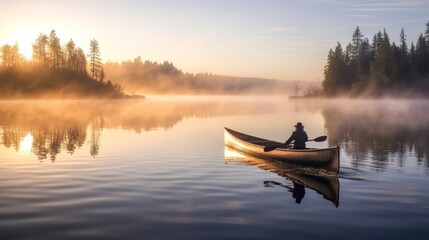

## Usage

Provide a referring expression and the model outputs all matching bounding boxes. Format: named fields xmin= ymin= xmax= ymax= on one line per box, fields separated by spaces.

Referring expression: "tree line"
xmin=104 ymin=56 xmax=304 ymax=95
xmin=0 ymin=30 xmax=123 ymax=98
xmin=323 ymin=21 xmax=429 ymax=97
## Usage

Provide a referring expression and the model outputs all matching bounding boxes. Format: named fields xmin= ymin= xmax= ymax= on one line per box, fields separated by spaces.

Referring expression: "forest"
xmin=103 ymin=57 xmax=309 ymax=95
xmin=323 ymin=21 xmax=429 ymax=97
xmin=0 ymin=30 xmax=124 ymax=98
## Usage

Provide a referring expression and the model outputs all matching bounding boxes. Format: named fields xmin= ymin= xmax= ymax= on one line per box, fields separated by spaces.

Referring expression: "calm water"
xmin=1 ymin=97 xmax=429 ymax=240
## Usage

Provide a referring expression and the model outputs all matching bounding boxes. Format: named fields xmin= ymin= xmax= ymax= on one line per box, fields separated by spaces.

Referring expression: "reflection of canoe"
xmin=224 ymin=127 xmax=340 ymax=174
xmin=224 ymin=146 xmax=340 ymax=207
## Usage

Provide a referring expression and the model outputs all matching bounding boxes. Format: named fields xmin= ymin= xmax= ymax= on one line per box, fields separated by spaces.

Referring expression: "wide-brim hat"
xmin=295 ymin=122 xmax=304 ymax=128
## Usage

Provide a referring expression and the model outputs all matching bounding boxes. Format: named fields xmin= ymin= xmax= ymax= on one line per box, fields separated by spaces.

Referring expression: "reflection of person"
xmin=291 ymin=182 xmax=305 ymax=203
xmin=264 ymin=180 xmax=305 ymax=204
xmin=285 ymin=122 xmax=308 ymax=149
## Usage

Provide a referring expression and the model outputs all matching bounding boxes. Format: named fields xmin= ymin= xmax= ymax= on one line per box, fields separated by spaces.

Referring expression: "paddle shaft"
xmin=263 ymin=136 xmax=327 ymax=152
xmin=270 ymin=138 xmax=318 ymax=149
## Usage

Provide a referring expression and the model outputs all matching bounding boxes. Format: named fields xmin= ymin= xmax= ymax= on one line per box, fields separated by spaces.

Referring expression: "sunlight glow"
xmin=1 ymin=27 xmax=40 ymax=60
xmin=19 ymin=133 xmax=33 ymax=153
xmin=1 ymin=26 xmax=83 ymax=61
xmin=15 ymin=28 xmax=39 ymax=60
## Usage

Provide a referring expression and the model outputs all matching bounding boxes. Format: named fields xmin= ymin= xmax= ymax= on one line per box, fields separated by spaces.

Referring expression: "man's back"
xmin=290 ymin=130 xmax=308 ymax=149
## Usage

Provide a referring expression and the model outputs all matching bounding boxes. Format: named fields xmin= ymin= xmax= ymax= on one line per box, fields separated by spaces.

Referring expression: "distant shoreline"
xmin=0 ymin=94 xmax=145 ymax=100
xmin=288 ymin=94 xmax=429 ymax=100
xmin=4 ymin=93 xmax=429 ymax=100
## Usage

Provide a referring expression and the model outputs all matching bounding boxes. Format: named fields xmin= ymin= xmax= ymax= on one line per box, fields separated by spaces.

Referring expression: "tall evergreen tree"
xmin=425 ymin=21 xmax=429 ymax=76
xmin=76 ymin=48 xmax=87 ymax=74
xmin=415 ymin=34 xmax=428 ymax=76
xmin=323 ymin=42 xmax=348 ymax=96
xmin=399 ymin=28 xmax=408 ymax=57
xmin=12 ymin=43 xmax=23 ymax=66
xmin=359 ymin=38 xmax=372 ymax=77
xmin=371 ymin=29 xmax=395 ymax=87
xmin=425 ymin=20 xmax=429 ymax=39
xmin=345 ymin=43 xmax=357 ymax=86
xmin=409 ymin=42 xmax=416 ymax=69
xmin=65 ymin=39 xmax=77 ymax=72
xmin=89 ymin=39 xmax=102 ymax=81
xmin=398 ymin=28 xmax=410 ymax=80
xmin=351 ymin=26 xmax=363 ymax=59
xmin=32 ymin=33 xmax=49 ymax=65
xmin=48 ymin=30 xmax=62 ymax=70
xmin=391 ymin=42 xmax=401 ymax=83
xmin=346 ymin=27 xmax=365 ymax=88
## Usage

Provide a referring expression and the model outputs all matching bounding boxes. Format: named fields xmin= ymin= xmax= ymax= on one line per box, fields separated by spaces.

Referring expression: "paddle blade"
xmin=313 ymin=136 xmax=327 ymax=142
xmin=264 ymin=145 xmax=280 ymax=152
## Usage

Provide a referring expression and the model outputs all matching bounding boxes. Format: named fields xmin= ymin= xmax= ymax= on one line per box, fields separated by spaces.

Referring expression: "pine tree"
xmin=351 ymin=26 xmax=363 ymax=59
xmin=359 ymin=38 xmax=372 ymax=77
xmin=76 ymin=48 xmax=87 ymax=74
xmin=415 ymin=34 xmax=428 ymax=76
xmin=65 ymin=39 xmax=77 ymax=72
xmin=425 ymin=20 xmax=429 ymax=39
xmin=89 ymin=39 xmax=102 ymax=81
xmin=398 ymin=28 xmax=410 ymax=81
xmin=32 ymin=33 xmax=49 ymax=65
xmin=371 ymin=29 xmax=395 ymax=87
xmin=48 ymin=30 xmax=62 ymax=70
xmin=323 ymin=42 xmax=348 ymax=96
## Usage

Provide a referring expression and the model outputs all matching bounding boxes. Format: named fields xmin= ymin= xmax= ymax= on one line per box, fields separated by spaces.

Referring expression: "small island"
xmin=0 ymin=30 xmax=126 ymax=99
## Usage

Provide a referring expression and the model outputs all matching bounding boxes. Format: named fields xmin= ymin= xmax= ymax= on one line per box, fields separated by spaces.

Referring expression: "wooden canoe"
xmin=224 ymin=146 xmax=340 ymax=207
xmin=224 ymin=127 xmax=340 ymax=174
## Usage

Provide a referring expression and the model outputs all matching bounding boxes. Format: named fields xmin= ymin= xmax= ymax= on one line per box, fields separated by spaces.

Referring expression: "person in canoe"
xmin=284 ymin=122 xmax=308 ymax=149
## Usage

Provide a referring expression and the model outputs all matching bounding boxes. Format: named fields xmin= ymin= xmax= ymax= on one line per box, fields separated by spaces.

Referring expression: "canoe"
xmin=224 ymin=127 xmax=340 ymax=174
xmin=224 ymin=146 xmax=340 ymax=207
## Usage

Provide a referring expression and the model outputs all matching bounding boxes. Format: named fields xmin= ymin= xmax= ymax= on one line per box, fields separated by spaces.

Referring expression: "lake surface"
xmin=1 ymin=97 xmax=429 ymax=240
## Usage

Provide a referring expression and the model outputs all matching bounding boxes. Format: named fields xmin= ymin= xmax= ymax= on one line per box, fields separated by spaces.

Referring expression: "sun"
xmin=14 ymin=28 xmax=39 ymax=60
xmin=1 ymin=26 xmax=81 ymax=61
xmin=0 ymin=27 xmax=41 ymax=61
xmin=19 ymin=43 xmax=33 ymax=61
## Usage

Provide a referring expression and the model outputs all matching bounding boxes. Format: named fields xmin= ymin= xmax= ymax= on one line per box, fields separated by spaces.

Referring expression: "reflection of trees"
xmin=2 ymin=124 xmax=88 ymax=162
xmin=90 ymin=118 xmax=103 ymax=157
xmin=0 ymin=99 xmax=277 ymax=161
xmin=2 ymin=126 xmax=24 ymax=151
xmin=66 ymin=123 xmax=87 ymax=154
xmin=0 ymin=101 xmax=105 ymax=161
xmin=320 ymin=101 xmax=429 ymax=169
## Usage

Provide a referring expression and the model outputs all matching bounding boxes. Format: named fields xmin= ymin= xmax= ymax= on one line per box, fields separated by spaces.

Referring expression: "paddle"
xmin=263 ymin=135 xmax=327 ymax=152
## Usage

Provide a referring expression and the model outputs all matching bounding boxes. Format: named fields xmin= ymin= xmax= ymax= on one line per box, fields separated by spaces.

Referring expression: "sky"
xmin=1 ymin=0 xmax=429 ymax=81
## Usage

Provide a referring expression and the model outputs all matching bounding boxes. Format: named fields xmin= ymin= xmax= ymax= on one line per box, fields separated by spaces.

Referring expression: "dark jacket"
xmin=285 ymin=130 xmax=308 ymax=149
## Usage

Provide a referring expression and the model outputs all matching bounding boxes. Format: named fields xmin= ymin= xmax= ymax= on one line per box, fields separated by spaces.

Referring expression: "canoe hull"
xmin=224 ymin=127 xmax=340 ymax=173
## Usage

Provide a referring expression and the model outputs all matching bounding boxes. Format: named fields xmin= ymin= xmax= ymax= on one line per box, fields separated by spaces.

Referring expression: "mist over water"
xmin=1 ymin=97 xmax=429 ymax=239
